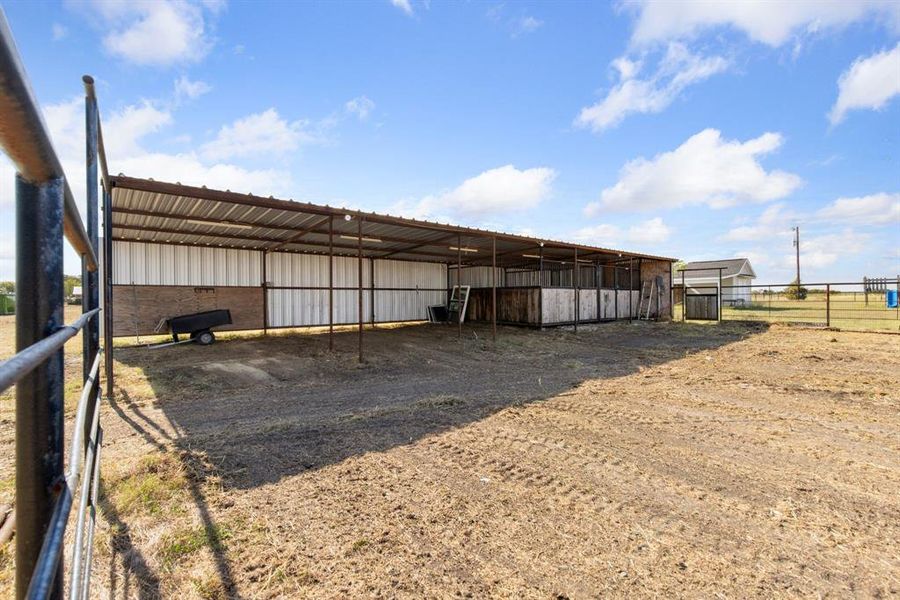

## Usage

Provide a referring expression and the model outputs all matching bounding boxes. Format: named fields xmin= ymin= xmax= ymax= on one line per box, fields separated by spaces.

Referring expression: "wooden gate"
xmin=686 ymin=294 xmax=718 ymax=320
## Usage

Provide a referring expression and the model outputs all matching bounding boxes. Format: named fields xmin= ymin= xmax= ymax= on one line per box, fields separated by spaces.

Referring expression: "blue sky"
xmin=1 ymin=0 xmax=898 ymax=283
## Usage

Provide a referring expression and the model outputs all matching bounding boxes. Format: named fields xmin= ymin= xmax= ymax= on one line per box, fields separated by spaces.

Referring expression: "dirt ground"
xmin=2 ymin=317 xmax=899 ymax=598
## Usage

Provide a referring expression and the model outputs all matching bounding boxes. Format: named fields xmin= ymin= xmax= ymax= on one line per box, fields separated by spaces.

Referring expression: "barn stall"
xmin=105 ymin=176 xmax=675 ymax=351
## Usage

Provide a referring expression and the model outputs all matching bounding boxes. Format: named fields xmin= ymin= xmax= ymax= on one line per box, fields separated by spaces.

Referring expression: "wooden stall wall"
xmin=466 ymin=288 xmax=541 ymax=325
xmin=541 ymin=288 xmax=639 ymax=325
xmin=112 ymin=285 xmax=264 ymax=337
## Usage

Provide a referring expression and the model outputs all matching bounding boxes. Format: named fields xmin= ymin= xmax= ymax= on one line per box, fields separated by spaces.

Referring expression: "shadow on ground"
xmin=103 ymin=319 xmax=767 ymax=596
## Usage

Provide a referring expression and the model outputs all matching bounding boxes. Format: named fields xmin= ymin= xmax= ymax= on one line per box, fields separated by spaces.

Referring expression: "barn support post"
xmin=629 ymin=258 xmax=634 ymax=322
xmin=595 ymin=261 xmax=600 ymax=322
xmin=614 ymin=265 xmax=619 ymax=320
xmin=328 ymin=215 xmax=334 ymax=351
xmin=668 ymin=261 xmax=674 ymax=319
xmin=261 ymin=250 xmax=268 ymax=336
xmin=369 ymin=258 xmax=375 ymax=328
xmin=16 ymin=175 xmax=66 ymax=599
xmin=491 ymin=235 xmax=497 ymax=343
xmin=573 ymin=247 xmax=579 ymax=333
xmin=102 ymin=187 xmax=113 ymax=399
xmin=539 ymin=244 xmax=544 ymax=287
xmin=357 ymin=214 xmax=363 ymax=363
xmin=457 ymin=234 xmax=462 ymax=339
xmin=681 ymin=269 xmax=686 ymax=322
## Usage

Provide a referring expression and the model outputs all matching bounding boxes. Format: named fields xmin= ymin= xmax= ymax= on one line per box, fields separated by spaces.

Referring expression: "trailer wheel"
xmin=194 ymin=330 xmax=215 ymax=345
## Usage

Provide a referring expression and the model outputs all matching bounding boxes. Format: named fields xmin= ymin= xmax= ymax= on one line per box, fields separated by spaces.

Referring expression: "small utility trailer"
xmin=149 ymin=309 xmax=232 ymax=349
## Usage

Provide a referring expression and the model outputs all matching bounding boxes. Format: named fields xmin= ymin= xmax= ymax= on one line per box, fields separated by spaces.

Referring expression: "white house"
xmin=676 ymin=258 xmax=757 ymax=304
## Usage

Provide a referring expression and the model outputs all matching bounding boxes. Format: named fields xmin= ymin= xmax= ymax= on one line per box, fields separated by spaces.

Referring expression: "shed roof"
xmin=677 ymin=258 xmax=756 ymax=280
xmin=108 ymin=175 xmax=675 ymax=267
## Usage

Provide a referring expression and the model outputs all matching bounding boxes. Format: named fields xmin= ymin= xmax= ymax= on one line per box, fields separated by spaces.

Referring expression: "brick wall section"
xmin=112 ymin=285 xmax=264 ymax=337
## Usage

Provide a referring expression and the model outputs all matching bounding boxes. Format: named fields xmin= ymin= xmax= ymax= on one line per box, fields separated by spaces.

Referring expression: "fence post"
xmin=717 ymin=268 xmax=722 ymax=323
xmin=826 ymin=284 xmax=830 ymax=328
xmin=16 ymin=175 xmax=66 ymax=600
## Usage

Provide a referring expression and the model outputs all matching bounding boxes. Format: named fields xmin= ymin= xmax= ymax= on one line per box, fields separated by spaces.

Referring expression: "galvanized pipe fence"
xmin=675 ymin=279 xmax=900 ymax=331
xmin=0 ymin=9 xmax=111 ymax=599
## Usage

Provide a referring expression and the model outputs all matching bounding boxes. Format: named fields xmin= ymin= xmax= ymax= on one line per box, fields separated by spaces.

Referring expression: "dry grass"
xmin=1 ymin=315 xmax=899 ymax=598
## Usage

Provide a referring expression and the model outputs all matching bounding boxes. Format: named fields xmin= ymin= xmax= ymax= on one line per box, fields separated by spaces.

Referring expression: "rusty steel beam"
xmin=108 ymin=175 xmax=676 ymax=262
xmin=112 ymin=223 xmax=464 ymax=260
xmin=377 ymin=232 xmax=458 ymax=259
xmin=269 ymin=215 xmax=333 ymax=251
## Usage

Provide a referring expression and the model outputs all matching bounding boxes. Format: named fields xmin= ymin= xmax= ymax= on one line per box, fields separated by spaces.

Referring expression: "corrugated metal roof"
xmin=677 ymin=258 xmax=754 ymax=279
xmin=109 ymin=175 xmax=676 ymax=265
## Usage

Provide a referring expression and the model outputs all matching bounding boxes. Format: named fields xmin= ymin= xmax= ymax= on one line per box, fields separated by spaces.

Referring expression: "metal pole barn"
xmin=357 ymin=214 xmax=363 ymax=362
xmin=328 ymin=215 xmax=334 ymax=351
xmin=16 ymin=174 xmax=66 ymax=599
xmin=491 ymin=236 xmax=497 ymax=342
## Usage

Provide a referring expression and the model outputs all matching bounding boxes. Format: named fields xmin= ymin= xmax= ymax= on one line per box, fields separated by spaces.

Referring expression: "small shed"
xmin=676 ymin=258 xmax=756 ymax=304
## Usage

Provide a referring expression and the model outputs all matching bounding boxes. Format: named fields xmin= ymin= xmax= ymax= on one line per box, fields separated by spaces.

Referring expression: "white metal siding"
xmin=266 ymin=253 xmax=446 ymax=327
xmin=457 ymin=267 xmax=503 ymax=287
xmin=112 ymin=241 xmax=261 ymax=286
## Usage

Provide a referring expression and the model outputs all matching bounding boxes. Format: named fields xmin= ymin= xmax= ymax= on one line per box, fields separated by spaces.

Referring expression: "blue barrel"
xmin=887 ymin=289 xmax=899 ymax=309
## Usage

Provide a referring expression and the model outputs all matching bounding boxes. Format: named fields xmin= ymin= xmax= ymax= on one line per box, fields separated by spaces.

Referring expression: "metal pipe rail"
xmin=0 ymin=10 xmax=98 ymax=271
xmin=0 ymin=10 xmax=110 ymax=598
xmin=0 ymin=308 xmax=99 ymax=394
xmin=26 ymin=352 xmax=102 ymax=600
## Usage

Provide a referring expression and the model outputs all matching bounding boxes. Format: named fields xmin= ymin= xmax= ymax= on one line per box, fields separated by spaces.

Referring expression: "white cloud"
xmin=200 ymin=109 xmax=324 ymax=161
xmin=573 ymin=217 xmax=671 ymax=246
xmin=627 ymin=217 xmax=672 ymax=243
xmin=174 ymin=75 xmax=212 ymax=101
xmin=720 ymin=203 xmax=795 ymax=242
xmin=398 ymin=165 xmax=556 ymax=220
xmin=817 ymin=192 xmax=900 ymax=225
xmin=345 ymin=96 xmax=375 ymax=121
xmin=626 ymin=0 xmax=900 ymax=47
xmin=572 ymin=223 xmax=624 ymax=244
xmin=390 ymin=0 xmax=413 ymax=16
xmin=575 ymin=43 xmax=729 ymax=132
xmin=52 ymin=23 xmax=68 ymax=41
xmin=587 ymin=128 xmax=802 ymax=213
xmin=792 ymin=230 xmax=869 ymax=270
xmin=513 ymin=16 xmax=543 ymax=37
xmin=35 ymin=96 xmax=292 ymax=217
xmin=829 ymin=43 xmax=900 ymax=125
xmin=96 ymin=0 xmax=216 ymax=66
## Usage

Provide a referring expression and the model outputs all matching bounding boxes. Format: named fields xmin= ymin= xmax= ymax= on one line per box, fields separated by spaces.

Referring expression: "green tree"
xmin=784 ymin=278 xmax=808 ymax=300
xmin=63 ymin=274 xmax=81 ymax=298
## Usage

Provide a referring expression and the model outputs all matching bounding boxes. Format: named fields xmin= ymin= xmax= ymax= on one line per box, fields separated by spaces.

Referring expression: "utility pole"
xmin=792 ymin=226 xmax=801 ymax=286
